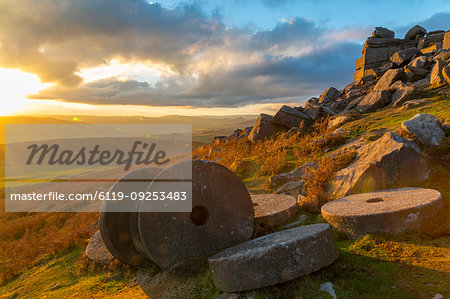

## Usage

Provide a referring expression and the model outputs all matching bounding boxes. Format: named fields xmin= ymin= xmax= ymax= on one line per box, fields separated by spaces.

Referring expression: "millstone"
xmin=251 ymin=194 xmax=298 ymax=227
xmin=208 ymin=223 xmax=338 ymax=292
xmin=99 ymin=167 xmax=162 ymax=266
xmin=321 ymin=187 xmax=444 ymax=238
xmin=137 ymin=160 xmax=254 ymax=268
xmin=85 ymin=230 xmax=114 ymax=264
xmin=136 ymin=259 xmax=207 ymax=299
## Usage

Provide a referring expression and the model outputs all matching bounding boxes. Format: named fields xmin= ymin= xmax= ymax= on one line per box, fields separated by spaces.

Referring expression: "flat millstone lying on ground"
xmin=321 ymin=188 xmax=444 ymax=238
xmin=208 ymin=223 xmax=338 ymax=292
xmin=85 ymin=230 xmax=114 ymax=264
xmin=136 ymin=259 xmax=207 ymax=299
xmin=251 ymin=194 xmax=298 ymax=227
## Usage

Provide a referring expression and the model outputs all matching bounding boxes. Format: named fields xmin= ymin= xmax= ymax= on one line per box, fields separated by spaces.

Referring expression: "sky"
xmin=0 ymin=0 xmax=449 ymax=116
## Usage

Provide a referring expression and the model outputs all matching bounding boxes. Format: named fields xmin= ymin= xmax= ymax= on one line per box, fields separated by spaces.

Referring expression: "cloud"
xmin=2 ymin=0 xmax=368 ymax=107
xmin=31 ymin=41 xmax=361 ymax=107
xmin=0 ymin=0 xmax=224 ymax=84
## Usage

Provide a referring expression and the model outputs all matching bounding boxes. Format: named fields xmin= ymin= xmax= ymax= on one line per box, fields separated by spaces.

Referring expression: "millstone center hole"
xmin=366 ymin=197 xmax=386 ymax=203
xmin=190 ymin=206 xmax=209 ymax=226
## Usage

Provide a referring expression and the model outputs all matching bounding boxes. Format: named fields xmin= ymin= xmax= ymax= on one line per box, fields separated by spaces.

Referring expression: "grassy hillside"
xmin=0 ymin=92 xmax=449 ymax=298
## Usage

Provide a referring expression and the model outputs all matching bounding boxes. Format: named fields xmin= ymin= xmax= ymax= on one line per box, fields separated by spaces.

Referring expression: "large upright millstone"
xmin=100 ymin=167 xmax=162 ymax=266
xmin=137 ymin=160 xmax=254 ymax=268
xmin=251 ymin=194 xmax=298 ymax=227
xmin=208 ymin=223 xmax=338 ymax=292
xmin=321 ymin=188 xmax=444 ymax=238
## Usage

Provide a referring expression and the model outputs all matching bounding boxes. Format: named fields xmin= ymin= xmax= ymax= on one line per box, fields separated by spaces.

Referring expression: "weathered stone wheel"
xmin=251 ymin=194 xmax=298 ymax=228
xmin=99 ymin=167 xmax=162 ymax=266
xmin=136 ymin=160 xmax=254 ymax=268
xmin=321 ymin=187 xmax=444 ymax=238
xmin=208 ymin=223 xmax=339 ymax=292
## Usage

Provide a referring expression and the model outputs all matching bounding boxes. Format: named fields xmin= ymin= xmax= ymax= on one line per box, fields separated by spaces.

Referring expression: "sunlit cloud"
xmin=76 ymin=60 xmax=166 ymax=83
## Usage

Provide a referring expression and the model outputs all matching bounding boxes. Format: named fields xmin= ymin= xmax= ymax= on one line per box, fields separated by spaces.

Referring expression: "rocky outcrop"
xmin=248 ymin=114 xmax=286 ymax=142
xmin=418 ymin=31 xmax=446 ymax=50
xmin=444 ymin=31 xmax=450 ymax=50
xmin=373 ymin=68 xmax=404 ymax=91
xmin=241 ymin=26 xmax=448 ymax=144
xmin=435 ymin=51 xmax=450 ymax=62
xmin=443 ymin=65 xmax=450 ymax=84
xmin=402 ymin=113 xmax=445 ymax=146
xmin=408 ymin=56 xmax=428 ymax=68
xmin=404 ymin=64 xmax=429 ymax=78
xmin=213 ymin=127 xmax=253 ymax=144
xmin=420 ymin=43 xmax=442 ymax=55
xmin=269 ymin=162 xmax=316 ymax=188
xmin=328 ymin=114 xmax=353 ymax=129
xmin=272 ymin=105 xmax=313 ymax=129
xmin=401 ymin=99 xmax=433 ymax=110
xmin=373 ymin=27 xmax=394 ymax=38
xmin=404 ymin=25 xmax=427 ymax=40
xmin=318 ymin=87 xmax=340 ymax=104
xmin=390 ymin=48 xmax=419 ymax=66
xmin=275 ymin=180 xmax=305 ymax=198
xmin=354 ymin=27 xmax=418 ymax=82
xmin=304 ymin=104 xmax=336 ymax=121
xmin=353 ymin=26 xmax=449 ymax=83
xmin=430 ymin=59 xmax=449 ymax=87
xmin=356 ymin=90 xmax=392 ymax=113
xmin=327 ymin=132 xmax=430 ymax=199
xmin=390 ymin=81 xmax=417 ymax=107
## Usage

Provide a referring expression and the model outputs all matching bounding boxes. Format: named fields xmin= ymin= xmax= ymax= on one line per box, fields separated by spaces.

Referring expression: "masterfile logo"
xmin=26 ymin=141 xmax=170 ymax=171
xmin=5 ymin=124 xmax=192 ymax=213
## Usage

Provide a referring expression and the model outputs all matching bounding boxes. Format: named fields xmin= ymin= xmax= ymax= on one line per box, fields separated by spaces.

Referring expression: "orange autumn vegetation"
xmin=194 ymin=118 xmax=348 ymax=175
xmin=0 ymin=204 xmax=98 ymax=283
xmin=193 ymin=118 xmax=356 ymax=212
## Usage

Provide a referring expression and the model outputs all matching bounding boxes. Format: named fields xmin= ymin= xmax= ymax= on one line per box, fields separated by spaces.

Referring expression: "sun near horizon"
xmin=0 ymin=66 xmax=286 ymax=118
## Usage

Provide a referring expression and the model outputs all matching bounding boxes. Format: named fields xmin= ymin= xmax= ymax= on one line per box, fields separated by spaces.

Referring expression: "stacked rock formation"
xmin=222 ymin=26 xmax=450 ymax=143
xmin=355 ymin=26 xmax=449 ymax=83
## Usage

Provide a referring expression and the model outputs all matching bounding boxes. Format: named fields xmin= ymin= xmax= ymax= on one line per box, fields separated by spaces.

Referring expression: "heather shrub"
xmin=299 ymin=150 xmax=357 ymax=213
